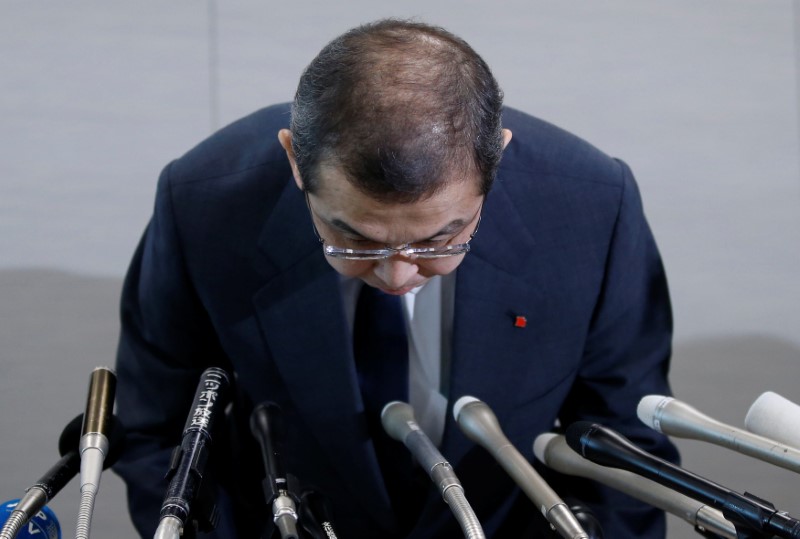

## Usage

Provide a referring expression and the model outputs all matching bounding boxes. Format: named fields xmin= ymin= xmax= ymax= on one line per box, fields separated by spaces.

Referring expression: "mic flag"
xmin=1 ymin=500 xmax=60 ymax=539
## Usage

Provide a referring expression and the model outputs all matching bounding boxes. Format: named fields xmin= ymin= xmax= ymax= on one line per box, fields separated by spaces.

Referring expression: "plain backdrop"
xmin=1 ymin=2 xmax=798 ymax=538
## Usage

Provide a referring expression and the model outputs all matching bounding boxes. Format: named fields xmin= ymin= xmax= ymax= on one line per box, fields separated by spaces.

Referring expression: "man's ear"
xmin=501 ymin=128 xmax=513 ymax=150
xmin=278 ymin=129 xmax=304 ymax=190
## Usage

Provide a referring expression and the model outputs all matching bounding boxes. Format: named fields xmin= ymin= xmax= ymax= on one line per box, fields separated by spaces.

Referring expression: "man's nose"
xmin=374 ymin=256 xmax=419 ymax=289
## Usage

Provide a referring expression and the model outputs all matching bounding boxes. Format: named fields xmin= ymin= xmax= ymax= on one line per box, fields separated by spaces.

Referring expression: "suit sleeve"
xmin=112 ymin=162 xmax=232 ymax=538
xmin=558 ymin=159 xmax=680 ymax=538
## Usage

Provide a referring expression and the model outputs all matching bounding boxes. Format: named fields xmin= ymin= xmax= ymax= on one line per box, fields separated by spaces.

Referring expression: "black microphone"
xmin=250 ymin=402 xmax=299 ymax=539
xmin=0 ymin=414 xmax=125 ymax=539
xmin=298 ymin=490 xmax=339 ymax=539
xmin=565 ymin=421 xmax=800 ymax=539
xmin=154 ymin=367 xmax=230 ymax=539
xmin=534 ymin=433 xmax=735 ymax=539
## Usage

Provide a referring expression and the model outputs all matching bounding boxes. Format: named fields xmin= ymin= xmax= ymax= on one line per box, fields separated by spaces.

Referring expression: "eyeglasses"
xmin=304 ymin=191 xmax=482 ymax=260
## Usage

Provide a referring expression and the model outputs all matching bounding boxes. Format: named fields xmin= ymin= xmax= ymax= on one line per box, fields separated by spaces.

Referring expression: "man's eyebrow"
xmin=330 ymin=218 xmax=371 ymax=239
xmin=329 ymin=217 xmax=469 ymax=243
xmin=424 ymin=220 xmax=469 ymax=240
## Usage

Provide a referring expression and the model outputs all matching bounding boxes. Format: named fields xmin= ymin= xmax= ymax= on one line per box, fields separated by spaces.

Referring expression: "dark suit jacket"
xmin=114 ymin=103 xmax=678 ymax=538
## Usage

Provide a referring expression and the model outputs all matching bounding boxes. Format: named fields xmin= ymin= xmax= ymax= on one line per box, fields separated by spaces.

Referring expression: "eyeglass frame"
xmin=304 ymin=190 xmax=483 ymax=260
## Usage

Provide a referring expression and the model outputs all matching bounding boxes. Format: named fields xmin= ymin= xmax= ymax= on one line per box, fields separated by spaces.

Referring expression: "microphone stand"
xmin=251 ymin=403 xmax=343 ymax=539
xmin=251 ymin=403 xmax=300 ymax=539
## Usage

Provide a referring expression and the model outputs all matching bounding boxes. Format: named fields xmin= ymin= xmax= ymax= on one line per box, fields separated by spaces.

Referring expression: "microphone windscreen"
xmin=380 ymin=401 xmax=414 ymax=442
xmin=1 ymin=499 xmax=61 ymax=539
xmin=636 ymin=395 xmax=671 ymax=432
xmin=565 ymin=421 xmax=594 ymax=455
xmin=452 ymin=395 xmax=479 ymax=421
xmin=745 ymin=391 xmax=800 ymax=449
xmin=57 ymin=414 xmax=83 ymax=456
xmin=532 ymin=432 xmax=558 ymax=463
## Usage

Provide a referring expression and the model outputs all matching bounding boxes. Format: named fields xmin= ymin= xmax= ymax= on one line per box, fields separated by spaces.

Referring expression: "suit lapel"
xmin=251 ymin=181 xmax=396 ymax=527
xmin=439 ymin=181 xmax=545 ymax=466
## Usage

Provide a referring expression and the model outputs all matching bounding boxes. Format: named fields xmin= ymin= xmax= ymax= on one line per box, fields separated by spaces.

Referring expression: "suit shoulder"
xmin=501 ymin=106 xmax=624 ymax=188
xmin=166 ymin=103 xmax=292 ymax=188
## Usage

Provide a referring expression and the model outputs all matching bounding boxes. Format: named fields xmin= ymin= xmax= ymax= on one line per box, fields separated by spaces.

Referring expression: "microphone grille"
xmin=452 ymin=395 xmax=480 ymax=421
xmin=532 ymin=432 xmax=559 ymax=464
xmin=564 ymin=421 xmax=595 ymax=454
xmin=380 ymin=401 xmax=415 ymax=441
xmin=745 ymin=391 xmax=800 ymax=447
xmin=637 ymin=395 xmax=672 ymax=432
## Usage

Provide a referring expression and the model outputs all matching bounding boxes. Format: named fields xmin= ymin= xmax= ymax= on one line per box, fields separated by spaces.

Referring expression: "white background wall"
xmin=1 ymin=2 xmax=798 ymax=537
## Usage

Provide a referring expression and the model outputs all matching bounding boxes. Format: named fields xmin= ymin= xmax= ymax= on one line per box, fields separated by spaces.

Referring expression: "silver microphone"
xmin=533 ymin=433 xmax=736 ymax=539
xmin=75 ymin=366 xmax=117 ymax=539
xmin=453 ymin=396 xmax=588 ymax=539
xmin=638 ymin=395 xmax=800 ymax=474
xmin=381 ymin=401 xmax=485 ymax=539
xmin=745 ymin=391 xmax=800 ymax=450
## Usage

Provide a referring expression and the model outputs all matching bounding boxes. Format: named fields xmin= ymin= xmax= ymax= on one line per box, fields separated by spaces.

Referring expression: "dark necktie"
xmin=353 ymin=284 xmax=421 ymax=531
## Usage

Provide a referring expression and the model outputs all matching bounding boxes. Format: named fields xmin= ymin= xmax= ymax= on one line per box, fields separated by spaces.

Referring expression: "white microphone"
xmin=453 ymin=396 xmax=588 ymax=539
xmin=381 ymin=401 xmax=485 ymax=539
xmin=745 ymin=391 xmax=800 ymax=449
xmin=533 ymin=433 xmax=736 ymax=539
xmin=637 ymin=395 xmax=800 ymax=474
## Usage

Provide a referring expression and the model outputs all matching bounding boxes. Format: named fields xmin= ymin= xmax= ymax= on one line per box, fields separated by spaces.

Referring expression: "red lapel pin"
xmin=514 ymin=315 xmax=527 ymax=328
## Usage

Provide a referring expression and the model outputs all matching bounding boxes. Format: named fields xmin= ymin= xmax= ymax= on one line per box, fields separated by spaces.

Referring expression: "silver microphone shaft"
xmin=638 ymin=395 xmax=800 ymax=474
xmin=382 ymin=401 xmax=485 ymax=539
xmin=453 ymin=396 xmax=588 ymax=539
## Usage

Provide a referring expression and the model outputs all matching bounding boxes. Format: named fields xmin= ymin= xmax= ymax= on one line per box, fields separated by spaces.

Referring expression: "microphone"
xmin=565 ymin=421 xmax=800 ymax=539
xmin=638 ymin=395 xmax=800 ymax=474
xmin=75 ymin=366 xmax=117 ymax=539
xmin=1 ymin=500 xmax=60 ymax=539
xmin=297 ymin=490 xmax=340 ymax=539
xmin=745 ymin=391 xmax=800 ymax=449
xmin=154 ymin=367 xmax=230 ymax=539
xmin=533 ymin=433 xmax=736 ymax=539
xmin=0 ymin=414 xmax=125 ymax=539
xmin=249 ymin=402 xmax=299 ymax=539
xmin=453 ymin=396 xmax=588 ymax=539
xmin=381 ymin=401 xmax=485 ymax=539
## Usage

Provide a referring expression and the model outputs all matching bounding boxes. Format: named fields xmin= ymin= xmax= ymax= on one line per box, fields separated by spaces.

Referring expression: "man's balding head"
xmin=288 ymin=19 xmax=505 ymax=203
